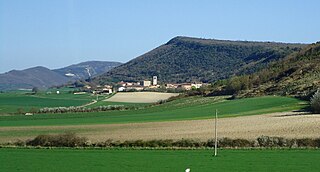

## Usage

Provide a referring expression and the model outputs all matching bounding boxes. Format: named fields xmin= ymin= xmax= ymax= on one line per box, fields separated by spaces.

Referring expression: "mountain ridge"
xmin=0 ymin=61 xmax=122 ymax=90
xmin=53 ymin=61 xmax=122 ymax=80
xmin=94 ymin=36 xmax=306 ymax=84
xmin=0 ymin=66 xmax=69 ymax=90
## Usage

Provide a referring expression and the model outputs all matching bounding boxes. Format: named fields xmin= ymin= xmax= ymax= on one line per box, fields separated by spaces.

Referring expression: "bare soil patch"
xmin=1 ymin=112 xmax=320 ymax=143
xmin=105 ymin=92 xmax=179 ymax=103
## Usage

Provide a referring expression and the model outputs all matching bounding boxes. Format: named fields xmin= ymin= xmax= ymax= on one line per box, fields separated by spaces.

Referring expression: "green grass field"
xmin=0 ymin=91 xmax=150 ymax=114
xmin=0 ymin=96 xmax=306 ymax=127
xmin=0 ymin=92 xmax=93 ymax=114
xmin=0 ymin=148 xmax=319 ymax=172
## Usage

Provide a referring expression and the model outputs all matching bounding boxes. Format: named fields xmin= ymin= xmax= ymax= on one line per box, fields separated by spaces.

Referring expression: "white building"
xmin=143 ymin=80 xmax=151 ymax=87
xmin=191 ymin=83 xmax=203 ymax=89
xmin=118 ymin=87 xmax=125 ymax=92
xmin=102 ymin=88 xmax=113 ymax=94
xmin=126 ymin=85 xmax=144 ymax=91
xmin=153 ymin=76 xmax=158 ymax=85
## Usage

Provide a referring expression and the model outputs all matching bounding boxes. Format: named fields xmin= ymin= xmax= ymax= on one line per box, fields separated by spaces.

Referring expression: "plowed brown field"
xmin=1 ymin=112 xmax=319 ymax=143
xmin=105 ymin=92 xmax=179 ymax=103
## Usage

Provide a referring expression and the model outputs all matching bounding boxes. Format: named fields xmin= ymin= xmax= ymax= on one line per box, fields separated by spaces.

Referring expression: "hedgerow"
xmin=10 ymin=134 xmax=320 ymax=148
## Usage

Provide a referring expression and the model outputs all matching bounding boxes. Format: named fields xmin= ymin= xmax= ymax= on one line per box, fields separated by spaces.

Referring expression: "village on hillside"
xmin=81 ymin=76 xmax=206 ymax=95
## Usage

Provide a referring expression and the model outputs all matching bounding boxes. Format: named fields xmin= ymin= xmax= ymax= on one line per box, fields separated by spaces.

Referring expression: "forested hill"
xmin=94 ymin=36 xmax=306 ymax=84
xmin=227 ymin=42 xmax=320 ymax=98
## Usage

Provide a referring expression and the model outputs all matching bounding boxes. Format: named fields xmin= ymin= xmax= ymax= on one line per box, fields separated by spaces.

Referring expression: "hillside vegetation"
xmin=95 ymin=36 xmax=305 ymax=84
xmin=217 ymin=42 xmax=320 ymax=98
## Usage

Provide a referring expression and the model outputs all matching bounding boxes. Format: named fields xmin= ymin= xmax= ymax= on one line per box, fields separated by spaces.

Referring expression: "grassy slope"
xmin=0 ymin=91 xmax=150 ymax=114
xmin=0 ymin=96 xmax=306 ymax=127
xmin=236 ymin=42 xmax=320 ymax=97
xmin=1 ymin=148 xmax=319 ymax=172
xmin=0 ymin=92 xmax=93 ymax=113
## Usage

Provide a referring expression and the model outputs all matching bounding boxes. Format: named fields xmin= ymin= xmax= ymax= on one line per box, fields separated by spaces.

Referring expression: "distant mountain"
xmin=0 ymin=66 xmax=69 ymax=90
xmin=0 ymin=61 xmax=122 ymax=90
xmin=53 ymin=61 xmax=122 ymax=80
xmin=94 ymin=36 xmax=306 ymax=84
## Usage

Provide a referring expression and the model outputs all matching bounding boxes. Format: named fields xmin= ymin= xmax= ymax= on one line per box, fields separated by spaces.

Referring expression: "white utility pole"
xmin=214 ymin=109 xmax=218 ymax=157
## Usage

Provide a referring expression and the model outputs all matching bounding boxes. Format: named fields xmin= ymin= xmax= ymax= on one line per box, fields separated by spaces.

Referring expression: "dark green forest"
xmin=94 ymin=36 xmax=305 ymax=84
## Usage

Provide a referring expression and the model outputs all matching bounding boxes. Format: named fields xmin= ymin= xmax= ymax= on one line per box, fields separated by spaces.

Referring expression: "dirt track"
xmin=1 ymin=112 xmax=320 ymax=143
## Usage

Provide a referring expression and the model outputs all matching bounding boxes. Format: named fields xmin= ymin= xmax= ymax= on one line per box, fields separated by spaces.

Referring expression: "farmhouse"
xmin=165 ymin=83 xmax=204 ymax=90
xmin=165 ymin=83 xmax=177 ymax=89
xmin=149 ymin=85 xmax=160 ymax=89
xmin=117 ymin=81 xmax=141 ymax=87
xmin=191 ymin=83 xmax=203 ymax=89
xmin=143 ymin=80 xmax=151 ymax=87
xmin=118 ymin=87 xmax=125 ymax=92
xmin=102 ymin=88 xmax=113 ymax=94
xmin=118 ymin=81 xmax=126 ymax=87
xmin=84 ymin=85 xmax=92 ymax=89
xmin=104 ymin=85 xmax=113 ymax=89
xmin=125 ymin=85 xmax=144 ymax=91
xmin=179 ymin=83 xmax=192 ymax=90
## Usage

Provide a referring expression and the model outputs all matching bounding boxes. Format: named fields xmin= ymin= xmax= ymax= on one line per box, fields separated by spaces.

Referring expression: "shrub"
xmin=231 ymin=139 xmax=254 ymax=147
xmin=173 ymin=139 xmax=197 ymax=147
xmin=315 ymin=138 xmax=320 ymax=148
xmin=14 ymin=139 xmax=26 ymax=146
xmin=218 ymin=138 xmax=233 ymax=147
xmin=218 ymin=138 xmax=254 ymax=147
xmin=26 ymin=133 xmax=87 ymax=147
xmin=27 ymin=134 xmax=51 ymax=146
xmin=310 ymin=90 xmax=320 ymax=113
xmin=38 ymin=105 xmax=126 ymax=114
xmin=14 ymin=136 xmax=320 ymax=148
xmin=206 ymin=139 xmax=215 ymax=147
xmin=296 ymin=138 xmax=316 ymax=147
xmin=256 ymin=136 xmax=288 ymax=147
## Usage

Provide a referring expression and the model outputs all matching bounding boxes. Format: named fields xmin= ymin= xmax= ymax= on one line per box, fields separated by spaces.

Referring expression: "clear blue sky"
xmin=0 ymin=0 xmax=319 ymax=73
